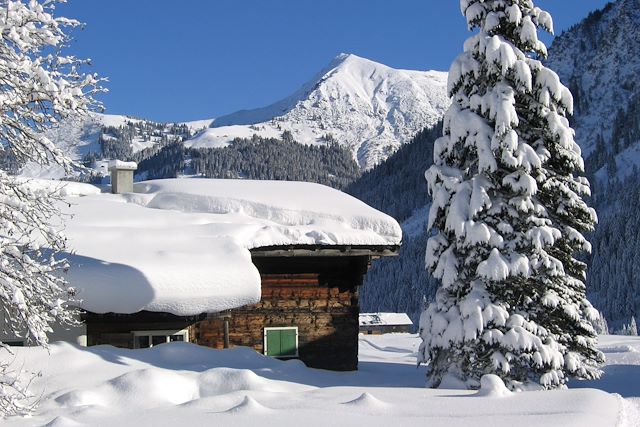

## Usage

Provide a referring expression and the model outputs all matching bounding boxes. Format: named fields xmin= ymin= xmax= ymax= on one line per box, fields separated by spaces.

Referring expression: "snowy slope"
xmin=546 ymin=0 xmax=640 ymax=180
xmin=1 ymin=334 xmax=637 ymax=426
xmin=45 ymin=113 xmax=152 ymax=158
xmin=206 ymin=53 xmax=449 ymax=169
xmin=39 ymin=113 xmax=209 ymax=161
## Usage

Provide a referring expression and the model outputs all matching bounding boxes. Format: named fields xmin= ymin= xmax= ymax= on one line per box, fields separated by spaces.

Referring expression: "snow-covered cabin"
xmin=359 ymin=313 xmax=413 ymax=335
xmin=37 ymin=176 xmax=401 ymax=371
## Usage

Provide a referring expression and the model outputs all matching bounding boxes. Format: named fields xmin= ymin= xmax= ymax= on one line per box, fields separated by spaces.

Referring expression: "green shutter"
xmin=266 ymin=328 xmax=297 ymax=357
xmin=266 ymin=330 xmax=281 ymax=356
xmin=280 ymin=329 xmax=297 ymax=356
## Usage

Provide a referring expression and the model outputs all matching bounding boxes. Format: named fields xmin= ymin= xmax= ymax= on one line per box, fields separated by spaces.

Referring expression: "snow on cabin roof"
xmin=45 ymin=178 xmax=401 ymax=316
xmin=359 ymin=313 xmax=413 ymax=327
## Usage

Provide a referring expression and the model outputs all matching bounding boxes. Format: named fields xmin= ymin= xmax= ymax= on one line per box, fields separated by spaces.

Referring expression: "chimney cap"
xmin=108 ymin=160 xmax=138 ymax=171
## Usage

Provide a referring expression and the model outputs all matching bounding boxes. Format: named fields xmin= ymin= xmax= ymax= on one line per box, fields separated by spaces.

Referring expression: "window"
xmin=264 ymin=327 xmax=298 ymax=357
xmin=132 ymin=329 xmax=189 ymax=349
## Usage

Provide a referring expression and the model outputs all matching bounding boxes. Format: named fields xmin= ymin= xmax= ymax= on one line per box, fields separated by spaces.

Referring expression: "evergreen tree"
xmin=418 ymin=0 xmax=603 ymax=390
xmin=618 ymin=316 xmax=639 ymax=336
xmin=629 ymin=316 xmax=638 ymax=336
xmin=591 ymin=310 xmax=609 ymax=335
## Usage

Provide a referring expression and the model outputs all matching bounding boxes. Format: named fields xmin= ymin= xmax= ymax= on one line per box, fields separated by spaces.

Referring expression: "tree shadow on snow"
xmin=570 ymin=364 xmax=640 ymax=397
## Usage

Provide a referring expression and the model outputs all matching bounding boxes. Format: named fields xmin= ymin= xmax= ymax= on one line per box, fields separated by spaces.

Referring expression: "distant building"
xmin=359 ymin=313 xmax=413 ymax=334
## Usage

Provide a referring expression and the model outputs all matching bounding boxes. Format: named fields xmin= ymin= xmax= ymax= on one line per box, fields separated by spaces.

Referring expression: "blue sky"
xmin=58 ymin=1 xmax=612 ymax=122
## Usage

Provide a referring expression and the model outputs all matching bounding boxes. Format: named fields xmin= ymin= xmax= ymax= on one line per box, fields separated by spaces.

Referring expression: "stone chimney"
xmin=108 ymin=160 xmax=138 ymax=194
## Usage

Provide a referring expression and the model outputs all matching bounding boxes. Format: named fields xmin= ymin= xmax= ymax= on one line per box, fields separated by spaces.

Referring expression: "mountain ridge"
xmin=40 ymin=53 xmax=449 ymax=172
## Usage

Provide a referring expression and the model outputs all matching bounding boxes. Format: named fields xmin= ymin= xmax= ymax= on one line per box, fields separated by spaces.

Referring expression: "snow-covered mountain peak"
xmin=39 ymin=54 xmax=449 ymax=173
xmin=208 ymin=54 xmax=449 ymax=169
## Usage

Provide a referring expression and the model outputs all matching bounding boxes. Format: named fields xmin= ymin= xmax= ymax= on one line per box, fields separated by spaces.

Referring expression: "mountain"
xmin=546 ymin=0 xmax=640 ymax=183
xmin=35 ymin=54 xmax=448 ymax=176
xmin=207 ymin=53 xmax=449 ymax=169
xmin=17 ymin=113 xmax=210 ymax=179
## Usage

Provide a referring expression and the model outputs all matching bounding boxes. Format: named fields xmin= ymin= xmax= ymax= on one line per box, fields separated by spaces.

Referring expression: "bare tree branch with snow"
xmin=0 ymin=0 xmax=103 ymax=414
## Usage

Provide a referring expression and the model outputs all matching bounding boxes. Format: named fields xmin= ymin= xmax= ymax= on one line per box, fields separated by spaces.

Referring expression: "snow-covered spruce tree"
xmin=0 ymin=0 xmax=102 ymax=414
xmin=418 ymin=0 xmax=604 ymax=390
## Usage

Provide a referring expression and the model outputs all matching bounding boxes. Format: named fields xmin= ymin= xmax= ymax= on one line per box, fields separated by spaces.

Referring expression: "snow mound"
xmin=55 ymin=365 xmax=297 ymax=412
xmin=42 ymin=416 xmax=86 ymax=427
xmin=198 ymin=368 xmax=288 ymax=397
xmin=223 ymin=395 xmax=273 ymax=414
xmin=341 ymin=392 xmax=390 ymax=410
xmin=600 ymin=345 xmax=639 ymax=354
xmin=475 ymin=375 xmax=512 ymax=397
xmin=56 ymin=368 xmax=198 ymax=408
xmin=18 ymin=178 xmax=102 ymax=197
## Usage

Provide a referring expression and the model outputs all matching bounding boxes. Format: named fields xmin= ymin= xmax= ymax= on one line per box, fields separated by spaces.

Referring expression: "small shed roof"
xmin=359 ymin=313 xmax=413 ymax=327
xmin=34 ymin=178 xmax=401 ymax=316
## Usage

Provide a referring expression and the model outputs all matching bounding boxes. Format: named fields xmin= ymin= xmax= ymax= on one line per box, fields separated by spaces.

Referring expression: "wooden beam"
xmin=250 ymin=245 xmax=400 ymax=258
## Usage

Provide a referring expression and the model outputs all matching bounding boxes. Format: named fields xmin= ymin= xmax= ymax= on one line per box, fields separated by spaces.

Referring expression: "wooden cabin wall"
xmin=83 ymin=255 xmax=370 ymax=371
xmin=195 ymin=255 xmax=368 ymax=371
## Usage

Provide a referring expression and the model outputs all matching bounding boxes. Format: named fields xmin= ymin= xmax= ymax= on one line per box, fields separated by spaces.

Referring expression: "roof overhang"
xmin=250 ymin=244 xmax=400 ymax=258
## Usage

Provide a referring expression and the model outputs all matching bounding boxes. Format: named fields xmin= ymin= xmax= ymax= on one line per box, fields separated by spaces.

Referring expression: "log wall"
xmin=196 ymin=273 xmax=360 ymax=371
xmin=83 ymin=254 xmax=371 ymax=371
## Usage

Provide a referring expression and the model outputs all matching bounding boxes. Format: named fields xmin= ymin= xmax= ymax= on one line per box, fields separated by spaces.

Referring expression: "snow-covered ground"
xmin=2 ymin=334 xmax=638 ymax=426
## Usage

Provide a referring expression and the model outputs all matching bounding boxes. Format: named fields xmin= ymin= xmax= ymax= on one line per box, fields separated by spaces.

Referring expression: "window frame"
xmin=132 ymin=329 xmax=189 ymax=349
xmin=263 ymin=326 xmax=299 ymax=358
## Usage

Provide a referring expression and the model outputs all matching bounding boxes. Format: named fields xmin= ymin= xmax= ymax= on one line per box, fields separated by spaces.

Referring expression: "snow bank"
xmin=57 ymin=178 xmax=401 ymax=315
xmin=475 ymin=375 xmax=512 ymax=397
xmin=0 ymin=335 xmax=632 ymax=427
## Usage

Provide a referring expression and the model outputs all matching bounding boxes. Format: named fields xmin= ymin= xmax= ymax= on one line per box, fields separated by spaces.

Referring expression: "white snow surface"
xmin=53 ymin=178 xmax=401 ymax=315
xmin=1 ymin=334 xmax=637 ymax=426
xmin=359 ymin=313 xmax=413 ymax=326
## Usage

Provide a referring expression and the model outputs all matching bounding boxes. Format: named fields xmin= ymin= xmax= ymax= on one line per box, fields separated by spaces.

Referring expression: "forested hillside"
xmin=344 ymin=123 xmax=442 ymax=324
xmin=80 ymin=119 xmax=361 ymax=190
xmin=191 ymin=133 xmax=360 ymax=189
xmin=345 ymin=123 xmax=441 ymax=222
